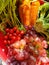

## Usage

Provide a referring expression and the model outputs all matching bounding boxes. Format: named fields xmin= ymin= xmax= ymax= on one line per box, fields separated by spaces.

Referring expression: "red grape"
xmin=4 ymin=35 xmax=8 ymax=40
xmin=13 ymin=33 xmax=17 ymax=36
xmin=5 ymin=28 xmax=10 ymax=32
xmin=13 ymin=27 xmax=17 ymax=32
xmin=9 ymin=29 xmax=14 ymax=34
xmin=9 ymin=34 xmax=13 ymax=39
xmin=21 ymin=61 xmax=27 ymax=65
xmin=16 ymin=36 xmax=21 ymax=41
xmin=7 ymin=40 xmax=11 ymax=44
xmin=14 ymin=50 xmax=24 ymax=61
xmin=12 ymin=36 xmax=16 ymax=41
xmin=0 ymin=44 xmax=8 ymax=61
xmin=16 ymin=30 xmax=20 ymax=34
xmin=20 ymin=30 xmax=24 ymax=35
xmin=36 ymin=56 xmax=49 ymax=65
xmin=4 ymin=40 xmax=7 ymax=45
xmin=42 ymin=40 xmax=48 ymax=49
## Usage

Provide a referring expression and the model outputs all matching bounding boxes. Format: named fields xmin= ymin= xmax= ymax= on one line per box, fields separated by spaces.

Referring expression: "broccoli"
xmin=34 ymin=2 xmax=49 ymax=40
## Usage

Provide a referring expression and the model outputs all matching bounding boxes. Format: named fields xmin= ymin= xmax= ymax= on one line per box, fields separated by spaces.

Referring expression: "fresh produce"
xmin=36 ymin=56 xmax=49 ymax=65
xmin=3 ymin=27 xmax=25 ymax=45
xmin=0 ymin=0 xmax=25 ymax=33
xmin=5 ymin=26 xmax=48 ymax=65
xmin=19 ymin=0 xmax=30 ymax=26
xmin=19 ymin=0 xmax=40 ymax=26
xmin=0 ymin=32 xmax=8 ymax=61
xmin=34 ymin=2 xmax=49 ymax=40
xmin=34 ymin=2 xmax=49 ymax=59
xmin=0 ymin=0 xmax=49 ymax=65
xmin=30 ymin=1 xmax=40 ymax=25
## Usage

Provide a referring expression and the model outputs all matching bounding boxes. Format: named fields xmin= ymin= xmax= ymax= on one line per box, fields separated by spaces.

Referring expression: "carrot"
xmin=30 ymin=1 xmax=40 ymax=25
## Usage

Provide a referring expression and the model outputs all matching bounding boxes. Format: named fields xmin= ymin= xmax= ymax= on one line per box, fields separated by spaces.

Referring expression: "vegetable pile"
xmin=0 ymin=0 xmax=49 ymax=65
xmin=34 ymin=2 xmax=49 ymax=58
xmin=34 ymin=2 xmax=49 ymax=40
xmin=0 ymin=0 xmax=25 ymax=33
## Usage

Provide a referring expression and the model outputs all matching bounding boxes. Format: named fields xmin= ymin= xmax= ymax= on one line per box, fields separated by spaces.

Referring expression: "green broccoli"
xmin=34 ymin=2 xmax=49 ymax=40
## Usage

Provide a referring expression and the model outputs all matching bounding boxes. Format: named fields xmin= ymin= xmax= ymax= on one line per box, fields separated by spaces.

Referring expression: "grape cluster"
xmin=4 ymin=27 xmax=24 ymax=45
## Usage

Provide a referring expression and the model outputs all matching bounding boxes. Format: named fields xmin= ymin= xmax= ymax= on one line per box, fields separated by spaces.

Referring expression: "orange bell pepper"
xmin=30 ymin=1 xmax=40 ymax=25
xmin=19 ymin=0 xmax=30 ymax=26
xmin=19 ymin=0 xmax=40 ymax=26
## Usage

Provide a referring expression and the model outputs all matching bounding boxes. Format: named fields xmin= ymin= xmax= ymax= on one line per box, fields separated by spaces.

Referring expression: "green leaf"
xmin=34 ymin=2 xmax=49 ymax=40
xmin=0 ymin=0 xmax=10 ymax=14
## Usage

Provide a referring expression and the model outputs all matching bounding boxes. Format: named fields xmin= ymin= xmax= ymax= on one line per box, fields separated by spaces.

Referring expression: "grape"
xmin=5 ymin=28 xmax=10 ymax=32
xmin=4 ymin=35 xmax=8 ymax=40
xmin=14 ymin=50 xmax=24 ymax=61
xmin=7 ymin=32 xmax=10 ymax=36
xmin=21 ymin=61 xmax=27 ymax=65
xmin=20 ymin=30 xmax=24 ymax=35
xmin=42 ymin=40 xmax=48 ymax=49
xmin=9 ymin=29 xmax=14 ymax=34
xmin=13 ymin=27 xmax=17 ymax=32
xmin=9 ymin=34 xmax=13 ymax=39
xmin=12 ymin=36 xmax=16 ymax=40
xmin=7 ymin=40 xmax=11 ymax=44
xmin=27 ymin=56 xmax=35 ymax=65
xmin=10 ymin=61 xmax=19 ymax=65
xmin=24 ymin=51 xmax=29 ymax=60
xmin=0 ymin=45 xmax=8 ymax=61
xmin=4 ymin=40 xmax=8 ymax=45
xmin=16 ymin=30 xmax=20 ymax=34
xmin=16 ymin=36 xmax=21 ymax=41
xmin=4 ymin=26 xmax=48 ymax=65
xmin=13 ymin=33 xmax=17 ymax=36
xmin=36 ymin=56 xmax=49 ymax=65
xmin=38 ymin=49 xmax=47 ymax=57
xmin=9 ymin=56 xmax=16 ymax=62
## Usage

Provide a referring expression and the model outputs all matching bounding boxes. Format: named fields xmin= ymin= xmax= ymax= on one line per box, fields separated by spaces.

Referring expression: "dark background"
xmin=45 ymin=0 xmax=49 ymax=2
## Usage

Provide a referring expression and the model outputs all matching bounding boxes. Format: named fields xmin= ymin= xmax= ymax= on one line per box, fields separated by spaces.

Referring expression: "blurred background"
xmin=46 ymin=0 xmax=49 ymax=1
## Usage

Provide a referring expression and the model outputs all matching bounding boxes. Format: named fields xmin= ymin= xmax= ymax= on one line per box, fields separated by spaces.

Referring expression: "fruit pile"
xmin=4 ymin=27 xmax=24 ymax=45
xmin=0 ymin=26 xmax=49 ymax=65
xmin=0 ymin=0 xmax=49 ymax=65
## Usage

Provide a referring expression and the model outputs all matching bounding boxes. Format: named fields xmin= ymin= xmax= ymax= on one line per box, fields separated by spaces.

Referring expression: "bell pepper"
xmin=30 ymin=1 xmax=40 ymax=25
xmin=19 ymin=0 xmax=40 ymax=26
xmin=19 ymin=0 xmax=30 ymax=26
